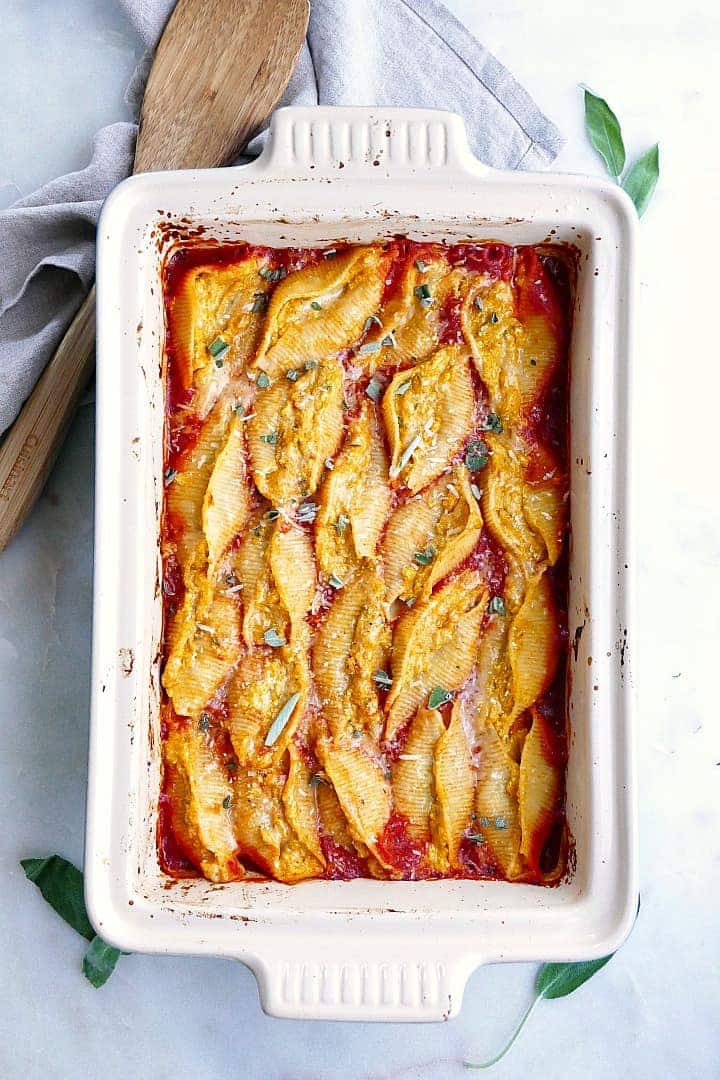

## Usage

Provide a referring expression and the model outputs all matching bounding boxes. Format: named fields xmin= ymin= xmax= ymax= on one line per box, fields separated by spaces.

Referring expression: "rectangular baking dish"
xmin=86 ymin=107 xmax=637 ymax=1022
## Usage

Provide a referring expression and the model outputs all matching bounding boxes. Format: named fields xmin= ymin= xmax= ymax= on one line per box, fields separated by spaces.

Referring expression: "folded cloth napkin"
xmin=0 ymin=0 xmax=562 ymax=436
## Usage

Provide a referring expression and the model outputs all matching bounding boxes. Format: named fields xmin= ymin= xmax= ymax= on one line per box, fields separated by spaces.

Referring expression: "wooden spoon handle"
xmin=0 ymin=287 xmax=96 ymax=550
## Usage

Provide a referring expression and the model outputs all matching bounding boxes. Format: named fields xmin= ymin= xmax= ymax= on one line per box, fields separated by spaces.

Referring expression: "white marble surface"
xmin=1 ymin=1 xmax=718 ymax=1077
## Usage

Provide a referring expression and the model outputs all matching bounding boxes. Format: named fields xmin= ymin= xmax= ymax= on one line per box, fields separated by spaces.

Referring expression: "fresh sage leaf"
xmin=21 ymin=855 xmax=126 ymax=989
xmin=21 ymin=856 xmax=95 ymax=941
xmin=622 ymin=143 xmax=660 ymax=216
xmin=82 ymin=937 xmax=122 ymax=989
xmin=535 ymin=956 xmax=613 ymax=999
xmin=465 ymin=953 xmax=615 ymax=1070
xmin=583 ymin=89 xmax=626 ymax=178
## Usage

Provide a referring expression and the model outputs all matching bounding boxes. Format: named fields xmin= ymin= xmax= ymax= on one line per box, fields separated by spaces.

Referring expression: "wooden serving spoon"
xmin=0 ymin=0 xmax=309 ymax=551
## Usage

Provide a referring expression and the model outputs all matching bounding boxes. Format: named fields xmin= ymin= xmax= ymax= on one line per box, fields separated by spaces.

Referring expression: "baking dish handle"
xmin=260 ymin=106 xmax=488 ymax=179
xmin=247 ymin=942 xmax=479 ymax=1021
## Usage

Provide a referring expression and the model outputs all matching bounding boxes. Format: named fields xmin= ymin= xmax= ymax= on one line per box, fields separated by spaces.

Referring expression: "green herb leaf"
xmin=470 ymin=482 xmax=482 ymax=501
xmin=488 ymin=596 xmax=506 ymax=616
xmin=251 ymin=293 xmax=269 ymax=313
xmin=363 ymin=314 xmax=383 ymax=333
xmin=622 ymin=143 xmax=660 ymax=216
xmin=208 ymin=336 xmax=229 ymax=357
xmin=256 ymin=372 xmax=270 ymax=389
xmin=264 ymin=508 xmax=280 ymax=521
xmin=365 ymin=375 xmax=385 ymax=401
xmin=309 ymin=773 xmax=329 ymax=787
xmin=389 ymin=433 xmax=422 ymax=479
xmin=372 ymin=669 xmax=393 ymax=689
xmin=535 ymin=956 xmax=613 ymax=1000
xmin=583 ymin=89 xmax=626 ymax=178
xmin=163 ymin=467 xmax=177 ymax=486
xmin=287 ymin=368 xmax=301 ymax=381
xmin=304 ymin=359 xmax=319 ymax=370
xmin=414 ymin=545 xmax=436 ymax=566
xmin=328 ymin=573 xmax=344 ymax=590
xmin=428 ymin=686 xmax=452 ymax=710
xmin=22 ymin=855 xmax=125 ymax=989
xmin=222 ymin=795 xmax=232 ymax=810
xmin=414 ymin=283 xmax=432 ymax=304
xmin=259 ymin=431 xmax=278 ymax=445
xmin=465 ymin=954 xmax=615 ymax=1070
xmin=264 ymin=628 xmax=286 ymax=648
xmin=259 ymin=266 xmax=286 ymax=282
xmin=415 ymin=258 xmax=428 ymax=272
xmin=466 ymin=833 xmax=485 ymax=844
xmin=334 ymin=513 xmax=350 ymax=534
xmin=395 ymin=379 xmax=412 ymax=396
xmin=21 ymin=856 xmax=95 ymax=941
xmin=359 ymin=341 xmax=382 ymax=357
xmin=481 ymin=411 xmax=503 ymax=434
xmin=465 ymin=438 xmax=489 ymax=471
xmin=198 ymin=713 xmax=211 ymax=732
xmin=382 ymin=332 xmax=397 ymax=348
xmin=310 ymin=300 xmax=322 ymax=310
xmin=82 ymin=937 xmax=122 ymax=989
xmin=297 ymin=502 xmax=318 ymax=524
xmin=264 ymin=692 xmax=301 ymax=747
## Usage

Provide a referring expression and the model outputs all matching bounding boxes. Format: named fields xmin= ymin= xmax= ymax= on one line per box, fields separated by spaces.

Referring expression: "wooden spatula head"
xmin=133 ymin=0 xmax=309 ymax=173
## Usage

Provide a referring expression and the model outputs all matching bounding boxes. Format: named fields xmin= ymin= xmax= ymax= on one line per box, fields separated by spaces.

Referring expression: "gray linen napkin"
xmin=0 ymin=0 xmax=562 ymax=436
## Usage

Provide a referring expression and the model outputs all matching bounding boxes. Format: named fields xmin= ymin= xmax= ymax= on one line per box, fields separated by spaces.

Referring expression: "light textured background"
xmin=1 ymin=1 xmax=718 ymax=1078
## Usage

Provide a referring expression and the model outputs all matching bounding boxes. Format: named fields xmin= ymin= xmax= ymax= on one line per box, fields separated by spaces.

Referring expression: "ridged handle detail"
xmin=253 ymin=952 xmax=464 ymax=1021
xmin=264 ymin=106 xmax=478 ymax=176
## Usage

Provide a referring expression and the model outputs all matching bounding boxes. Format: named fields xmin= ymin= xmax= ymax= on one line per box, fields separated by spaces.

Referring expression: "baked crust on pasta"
xmin=159 ymin=239 xmax=572 ymax=885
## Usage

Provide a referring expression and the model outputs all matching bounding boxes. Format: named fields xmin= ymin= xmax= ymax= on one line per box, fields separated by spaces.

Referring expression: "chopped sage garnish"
xmin=359 ymin=340 xmax=382 ymax=357
xmin=414 ymin=545 xmax=436 ymax=566
xmin=259 ymin=431 xmax=278 ymax=445
xmin=363 ymin=314 xmax=383 ymax=333
xmin=208 ymin=336 xmax=229 ymax=358
xmin=264 ymin=693 xmax=301 ymax=747
xmin=372 ymin=669 xmax=393 ymax=689
xmin=263 ymin=628 xmax=286 ymax=648
xmin=482 ymin=411 xmax=503 ymax=434
xmin=395 ymin=379 xmax=412 ymax=396
xmin=389 ymin=433 xmax=422 ymax=478
xmin=297 ymin=502 xmax=318 ymax=524
xmin=465 ymin=438 xmax=489 ymax=471
xmin=163 ymin=467 xmax=177 ymax=486
xmin=365 ymin=375 xmax=385 ymax=401
xmin=259 ymin=266 xmax=286 ymax=282
xmin=328 ymin=573 xmax=344 ymax=590
xmin=428 ymin=686 xmax=452 ymax=710
xmin=488 ymin=596 xmax=506 ymax=616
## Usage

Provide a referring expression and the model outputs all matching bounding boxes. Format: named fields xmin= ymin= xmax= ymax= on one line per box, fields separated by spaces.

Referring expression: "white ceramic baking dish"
xmin=86 ymin=107 xmax=637 ymax=1021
